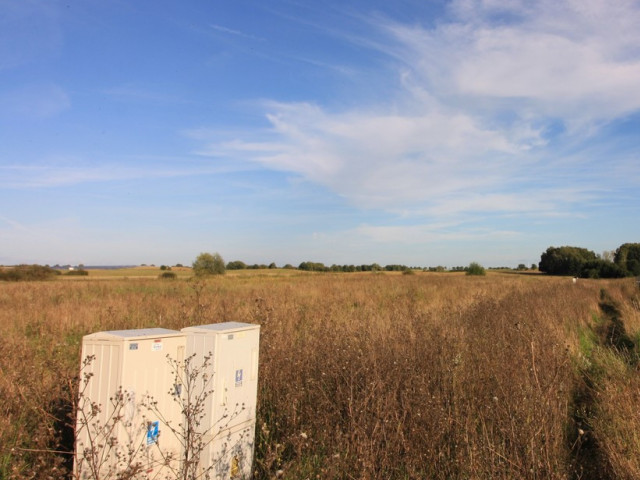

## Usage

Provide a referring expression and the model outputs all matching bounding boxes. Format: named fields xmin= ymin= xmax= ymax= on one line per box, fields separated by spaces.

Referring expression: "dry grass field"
xmin=1 ymin=271 xmax=639 ymax=479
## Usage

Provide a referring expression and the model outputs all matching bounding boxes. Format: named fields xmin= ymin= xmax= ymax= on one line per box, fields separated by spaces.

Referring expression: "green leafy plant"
xmin=466 ymin=262 xmax=486 ymax=276
xmin=192 ymin=253 xmax=226 ymax=276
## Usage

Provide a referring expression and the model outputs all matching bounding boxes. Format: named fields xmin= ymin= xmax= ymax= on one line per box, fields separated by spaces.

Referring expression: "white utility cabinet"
xmin=74 ymin=328 xmax=186 ymax=479
xmin=181 ymin=322 xmax=260 ymax=480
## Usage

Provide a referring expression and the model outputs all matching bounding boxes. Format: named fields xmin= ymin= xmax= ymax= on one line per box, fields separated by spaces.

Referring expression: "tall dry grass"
xmin=0 ymin=272 xmax=638 ymax=479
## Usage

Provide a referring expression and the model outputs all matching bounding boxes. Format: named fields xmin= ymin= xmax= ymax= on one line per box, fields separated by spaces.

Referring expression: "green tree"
xmin=538 ymin=246 xmax=598 ymax=276
xmin=580 ymin=259 xmax=627 ymax=279
xmin=614 ymin=243 xmax=640 ymax=276
xmin=466 ymin=262 xmax=486 ymax=276
xmin=0 ymin=264 xmax=60 ymax=281
xmin=226 ymin=260 xmax=247 ymax=270
xmin=192 ymin=252 xmax=225 ymax=276
xmin=298 ymin=261 xmax=327 ymax=272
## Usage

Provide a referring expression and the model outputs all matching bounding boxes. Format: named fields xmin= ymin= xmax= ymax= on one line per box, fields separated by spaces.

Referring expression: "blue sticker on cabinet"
xmin=147 ymin=421 xmax=159 ymax=445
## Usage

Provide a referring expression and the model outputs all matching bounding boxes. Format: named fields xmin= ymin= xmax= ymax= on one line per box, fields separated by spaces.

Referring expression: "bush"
xmin=65 ymin=269 xmax=89 ymax=276
xmin=466 ymin=262 xmax=486 ymax=276
xmin=298 ymin=261 xmax=327 ymax=272
xmin=0 ymin=264 xmax=60 ymax=281
xmin=192 ymin=252 xmax=225 ymax=276
xmin=158 ymin=271 xmax=177 ymax=280
xmin=226 ymin=260 xmax=247 ymax=270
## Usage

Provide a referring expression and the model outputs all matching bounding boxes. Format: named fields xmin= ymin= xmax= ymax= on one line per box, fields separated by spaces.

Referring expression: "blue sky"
xmin=1 ymin=0 xmax=639 ymax=268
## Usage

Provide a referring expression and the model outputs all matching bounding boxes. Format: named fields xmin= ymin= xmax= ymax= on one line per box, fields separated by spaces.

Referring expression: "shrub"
xmin=466 ymin=262 xmax=486 ymax=276
xmin=192 ymin=252 xmax=225 ymax=276
xmin=158 ymin=271 xmax=177 ymax=280
xmin=65 ymin=269 xmax=89 ymax=276
xmin=226 ymin=260 xmax=247 ymax=270
xmin=0 ymin=264 xmax=60 ymax=281
xmin=298 ymin=261 xmax=327 ymax=272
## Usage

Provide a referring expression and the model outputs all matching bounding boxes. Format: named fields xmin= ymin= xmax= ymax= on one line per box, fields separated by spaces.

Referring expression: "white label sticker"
xmin=152 ymin=340 xmax=163 ymax=351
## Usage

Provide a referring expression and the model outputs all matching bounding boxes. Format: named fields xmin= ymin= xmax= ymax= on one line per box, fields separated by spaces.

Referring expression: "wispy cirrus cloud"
xmin=389 ymin=0 xmax=640 ymax=127
xmin=210 ymin=23 xmax=264 ymax=41
xmin=0 ymin=158 xmax=249 ymax=189
xmin=193 ymin=0 xmax=640 ymax=228
xmin=355 ymin=223 xmax=521 ymax=244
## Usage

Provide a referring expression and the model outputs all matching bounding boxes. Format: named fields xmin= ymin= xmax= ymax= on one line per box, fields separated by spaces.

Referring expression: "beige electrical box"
xmin=74 ymin=328 xmax=186 ymax=480
xmin=181 ymin=322 xmax=260 ymax=480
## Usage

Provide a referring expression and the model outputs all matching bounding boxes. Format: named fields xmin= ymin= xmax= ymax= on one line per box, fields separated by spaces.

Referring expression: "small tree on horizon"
xmin=192 ymin=252 xmax=226 ymax=276
xmin=466 ymin=262 xmax=486 ymax=276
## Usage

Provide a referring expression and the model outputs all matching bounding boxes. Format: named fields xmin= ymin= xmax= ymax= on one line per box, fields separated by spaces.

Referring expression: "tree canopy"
xmin=539 ymin=246 xmax=598 ymax=276
xmin=538 ymin=245 xmax=631 ymax=278
xmin=614 ymin=243 xmax=640 ymax=276
xmin=466 ymin=262 xmax=486 ymax=276
xmin=192 ymin=252 xmax=226 ymax=276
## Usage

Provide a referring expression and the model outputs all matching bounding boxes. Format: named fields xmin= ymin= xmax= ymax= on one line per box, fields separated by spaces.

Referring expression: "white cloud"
xmin=0 ymin=158 xmax=244 ymax=189
xmin=194 ymin=0 xmax=640 ymax=225
xmin=207 ymin=101 xmax=525 ymax=207
xmin=355 ymin=223 xmax=520 ymax=244
xmin=396 ymin=0 xmax=640 ymax=126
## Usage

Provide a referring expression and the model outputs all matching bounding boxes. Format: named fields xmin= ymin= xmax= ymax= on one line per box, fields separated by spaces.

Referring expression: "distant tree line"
xmin=0 ymin=264 xmax=92 ymax=281
xmin=538 ymin=243 xmax=640 ymax=278
xmin=226 ymin=260 xmax=279 ymax=270
xmin=0 ymin=264 xmax=61 ymax=281
xmin=299 ymin=262 xmax=419 ymax=272
xmin=12 ymin=243 xmax=640 ymax=283
xmin=227 ymin=260 xmax=496 ymax=274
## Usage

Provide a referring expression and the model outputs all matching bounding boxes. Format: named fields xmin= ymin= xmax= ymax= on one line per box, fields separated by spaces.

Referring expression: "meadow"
xmin=1 ymin=270 xmax=639 ymax=479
